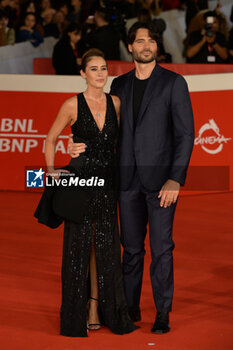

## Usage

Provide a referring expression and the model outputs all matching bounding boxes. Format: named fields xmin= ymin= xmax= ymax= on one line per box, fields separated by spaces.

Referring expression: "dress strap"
xmin=71 ymin=93 xmax=84 ymax=132
xmin=76 ymin=92 xmax=85 ymax=121
xmin=77 ymin=92 xmax=82 ymax=111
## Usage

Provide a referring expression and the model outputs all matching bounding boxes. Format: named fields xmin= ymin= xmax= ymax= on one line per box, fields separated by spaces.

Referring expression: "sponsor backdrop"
xmin=0 ymin=75 xmax=232 ymax=193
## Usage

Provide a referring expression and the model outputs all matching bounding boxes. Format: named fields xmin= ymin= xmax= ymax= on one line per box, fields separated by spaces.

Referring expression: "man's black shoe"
xmin=151 ymin=312 xmax=170 ymax=334
xmin=128 ymin=308 xmax=141 ymax=322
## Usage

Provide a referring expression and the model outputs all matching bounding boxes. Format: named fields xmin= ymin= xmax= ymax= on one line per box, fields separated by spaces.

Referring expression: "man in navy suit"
xmin=69 ymin=22 xmax=194 ymax=333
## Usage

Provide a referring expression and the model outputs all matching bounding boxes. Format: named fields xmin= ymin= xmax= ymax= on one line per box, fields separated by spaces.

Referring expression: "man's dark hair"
xmin=203 ymin=10 xmax=217 ymax=21
xmin=95 ymin=6 xmax=111 ymax=24
xmin=127 ymin=21 xmax=160 ymax=45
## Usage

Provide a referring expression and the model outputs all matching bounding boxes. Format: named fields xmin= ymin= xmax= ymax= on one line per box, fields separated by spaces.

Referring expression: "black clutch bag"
xmin=34 ymin=165 xmax=93 ymax=228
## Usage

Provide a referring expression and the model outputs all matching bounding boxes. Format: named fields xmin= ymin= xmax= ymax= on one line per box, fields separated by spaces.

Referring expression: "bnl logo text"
xmin=26 ymin=168 xmax=44 ymax=187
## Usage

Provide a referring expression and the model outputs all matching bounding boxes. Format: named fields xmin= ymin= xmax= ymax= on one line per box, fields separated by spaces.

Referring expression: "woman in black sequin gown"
xmin=44 ymin=49 xmax=138 ymax=337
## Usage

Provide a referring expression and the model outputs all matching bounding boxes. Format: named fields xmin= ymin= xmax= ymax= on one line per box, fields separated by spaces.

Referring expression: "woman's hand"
xmin=68 ymin=133 xmax=86 ymax=158
xmin=47 ymin=168 xmax=70 ymax=181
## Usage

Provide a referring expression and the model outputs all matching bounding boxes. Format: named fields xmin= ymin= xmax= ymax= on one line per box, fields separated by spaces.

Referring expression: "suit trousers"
xmin=119 ymin=170 xmax=177 ymax=313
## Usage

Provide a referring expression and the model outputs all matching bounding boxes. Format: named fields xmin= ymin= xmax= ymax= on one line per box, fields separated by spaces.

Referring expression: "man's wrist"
xmin=168 ymin=179 xmax=181 ymax=186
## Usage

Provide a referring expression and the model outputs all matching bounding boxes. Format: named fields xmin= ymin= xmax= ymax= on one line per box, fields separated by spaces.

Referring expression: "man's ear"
xmin=128 ymin=44 xmax=132 ymax=53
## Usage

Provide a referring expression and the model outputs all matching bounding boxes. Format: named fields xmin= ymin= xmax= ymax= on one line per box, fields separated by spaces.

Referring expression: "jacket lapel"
xmin=136 ymin=64 xmax=163 ymax=125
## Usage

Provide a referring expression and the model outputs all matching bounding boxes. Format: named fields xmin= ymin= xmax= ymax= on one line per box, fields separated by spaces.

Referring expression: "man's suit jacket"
xmin=110 ymin=64 xmax=195 ymax=192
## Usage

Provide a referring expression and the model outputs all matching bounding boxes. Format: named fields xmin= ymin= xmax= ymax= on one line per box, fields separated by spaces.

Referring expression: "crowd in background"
xmin=0 ymin=0 xmax=233 ymax=74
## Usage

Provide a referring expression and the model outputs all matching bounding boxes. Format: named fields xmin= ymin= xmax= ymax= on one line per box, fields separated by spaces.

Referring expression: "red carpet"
xmin=0 ymin=191 xmax=233 ymax=350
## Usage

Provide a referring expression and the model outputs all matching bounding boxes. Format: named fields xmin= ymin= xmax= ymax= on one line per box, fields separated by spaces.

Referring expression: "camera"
xmin=204 ymin=16 xmax=214 ymax=37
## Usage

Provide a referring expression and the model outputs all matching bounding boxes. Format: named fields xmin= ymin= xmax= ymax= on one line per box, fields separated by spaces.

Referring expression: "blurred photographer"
xmin=186 ymin=10 xmax=228 ymax=63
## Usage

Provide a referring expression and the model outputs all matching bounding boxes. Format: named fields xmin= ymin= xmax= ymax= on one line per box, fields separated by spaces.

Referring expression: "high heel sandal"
xmin=87 ymin=297 xmax=101 ymax=331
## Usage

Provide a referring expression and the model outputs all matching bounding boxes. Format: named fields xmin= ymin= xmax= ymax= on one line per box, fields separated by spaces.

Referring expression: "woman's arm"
xmin=45 ymin=96 xmax=76 ymax=177
xmin=186 ymin=36 xmax=206 ymax=58
xmin=213 ymin=41 xmax=228 ymax=61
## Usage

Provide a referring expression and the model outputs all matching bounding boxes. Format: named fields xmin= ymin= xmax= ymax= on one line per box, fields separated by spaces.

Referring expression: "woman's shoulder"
xmin=61 ymin=95 xmax=78 ymax=113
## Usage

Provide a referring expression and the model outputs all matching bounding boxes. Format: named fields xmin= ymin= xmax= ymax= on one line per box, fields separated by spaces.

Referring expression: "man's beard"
xmin=132 ymin=49 xmax=157 ymax=64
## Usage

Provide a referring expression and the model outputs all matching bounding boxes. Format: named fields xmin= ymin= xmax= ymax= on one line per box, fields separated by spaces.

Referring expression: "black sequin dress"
xmin=60 ymin=93 xmax=137 ymax=337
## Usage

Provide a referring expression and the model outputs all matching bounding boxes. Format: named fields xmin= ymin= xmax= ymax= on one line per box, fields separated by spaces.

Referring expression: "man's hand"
xmin=158 ymin=179 xmax=180 ymax=208
xmin=68 ymin=133 xmax=86 ymax=158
